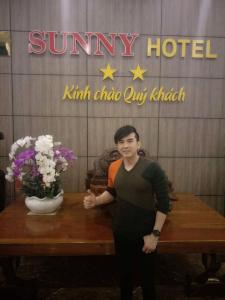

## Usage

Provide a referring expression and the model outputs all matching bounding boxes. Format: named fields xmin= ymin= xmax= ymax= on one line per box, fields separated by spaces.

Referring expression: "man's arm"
xmin=83 ymin=190 xmax=114 ymax=209
xmin=153 ymin=210 xmax=167 ymax=232
xmin=142 ymin=211 xmax=167 ymax=254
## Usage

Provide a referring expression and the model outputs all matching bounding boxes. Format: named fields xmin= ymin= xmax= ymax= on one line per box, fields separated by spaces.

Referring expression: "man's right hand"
xmin=83 ymin=189 xmax=97 ymax=209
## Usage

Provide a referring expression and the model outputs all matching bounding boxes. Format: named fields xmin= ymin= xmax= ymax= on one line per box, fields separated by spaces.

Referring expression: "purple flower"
xmin=13 ymin=149 xmax=36 ymax=178
xmin=54 ymin=147 xmax=77 ymax=162
xmin=6 ymin=135 xmax=77 ymax=197
xmin=15 ymin=149 xmax=36 ymax=163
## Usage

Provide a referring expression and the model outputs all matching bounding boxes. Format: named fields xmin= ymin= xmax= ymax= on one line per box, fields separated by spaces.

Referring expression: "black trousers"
xmin=114 ymin=232 xmax=156 ymax=300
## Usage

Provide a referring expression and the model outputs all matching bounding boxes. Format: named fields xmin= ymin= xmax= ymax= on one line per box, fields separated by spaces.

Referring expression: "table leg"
xmin=0 ymin=256 xmax=19 ymax=284
xmin=0 ymin=256 xmax=38 ymax=299
xmin=185 ymin=253 xmax=225 ymax=297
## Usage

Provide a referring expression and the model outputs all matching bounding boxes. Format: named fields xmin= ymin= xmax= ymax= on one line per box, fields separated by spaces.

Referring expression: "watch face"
xmin=152 ymin=229 xmax=160 ymax=237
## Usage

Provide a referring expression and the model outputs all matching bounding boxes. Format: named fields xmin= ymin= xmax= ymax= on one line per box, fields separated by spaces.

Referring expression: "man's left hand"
xmin=142 ymin=234 xmax=158 ymax=254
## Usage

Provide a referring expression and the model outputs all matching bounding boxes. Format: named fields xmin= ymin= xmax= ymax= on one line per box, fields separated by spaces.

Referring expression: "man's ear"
xmin=137 ymin=141 xmax=141 ymax=149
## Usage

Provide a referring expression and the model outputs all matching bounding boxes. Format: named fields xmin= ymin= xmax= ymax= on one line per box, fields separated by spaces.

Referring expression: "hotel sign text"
xmin=28 ymin=30 xmax=218 ymax=59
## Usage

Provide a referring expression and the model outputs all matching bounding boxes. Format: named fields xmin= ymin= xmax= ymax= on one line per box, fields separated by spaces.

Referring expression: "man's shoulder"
xmin=140 ymin=157 xmax=158 ymax=168
xmin=141 ymin=158 xmax=164 ymax=177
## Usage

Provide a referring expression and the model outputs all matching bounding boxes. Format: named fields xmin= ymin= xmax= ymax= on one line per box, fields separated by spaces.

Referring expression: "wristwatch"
xmin=152 ymin=229 xmax=161 ymax=237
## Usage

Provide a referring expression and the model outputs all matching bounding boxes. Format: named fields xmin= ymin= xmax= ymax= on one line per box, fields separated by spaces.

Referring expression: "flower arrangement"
xmin=5 ymin=135 xmax=76 ymax=198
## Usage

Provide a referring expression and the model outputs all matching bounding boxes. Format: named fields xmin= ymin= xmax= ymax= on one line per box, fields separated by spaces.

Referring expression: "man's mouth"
xmin=122 ymin=150 xmax=130 ymax=154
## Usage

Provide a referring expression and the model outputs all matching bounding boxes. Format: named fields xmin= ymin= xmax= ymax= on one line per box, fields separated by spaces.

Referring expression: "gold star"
xmin=100 ymin=64 xmax=117 ymax=80
xmin=130 ymin=64 xmax=147 ymax=81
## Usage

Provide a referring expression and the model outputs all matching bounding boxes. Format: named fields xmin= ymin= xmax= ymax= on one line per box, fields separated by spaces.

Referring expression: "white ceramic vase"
xmin=25 ymin=190 xmax=64 ymax=214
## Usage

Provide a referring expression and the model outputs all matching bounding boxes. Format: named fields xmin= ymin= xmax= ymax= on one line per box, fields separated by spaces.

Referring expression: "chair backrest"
xmin=86 ymin=147 xmax=151 ymax=194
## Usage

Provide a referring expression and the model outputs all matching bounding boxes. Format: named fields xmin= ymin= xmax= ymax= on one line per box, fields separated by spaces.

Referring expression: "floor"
xmin=0 ymin=254 xmax=225 ymax=299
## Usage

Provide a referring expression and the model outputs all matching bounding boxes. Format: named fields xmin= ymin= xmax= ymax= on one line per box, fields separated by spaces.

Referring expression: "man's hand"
xmin=83 ymin=190 xmax=97 ymax=209
xmin=142 ymin=234 xmax=158 ymax=254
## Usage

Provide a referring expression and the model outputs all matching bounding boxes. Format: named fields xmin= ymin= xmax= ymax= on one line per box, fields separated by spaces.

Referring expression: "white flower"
xmin=5 ymin=167 xmax=14 ymax=182
xmin=35 ymin=152 xmax=45 ymax=162
xmin=16 ymin=136 xmax=33 ymax=148
xmin=35 ymin=135 xmax=53 ymax=154
xmin=23 ymin=136 xmax=34 ymax=148
xmin=9 ymin=136 xmax=34 ymax=160
xmin=43 ymin=173 xmax=56 ymax=184
xmin=16 ymin=138 xmax=25 ymax=147
xmin=60 ymin=157 xmax=68 ymax=171
xmin=5 ymin=134 xmax=75 ymax=197
xmin=9 ymin=143 xmax=19 ymax=160
xmin=5 ymin=174 xmax=14 ymax=182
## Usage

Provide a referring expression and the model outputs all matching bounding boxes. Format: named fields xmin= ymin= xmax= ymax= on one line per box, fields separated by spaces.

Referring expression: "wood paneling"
xmin=13 ymin=116 xmax=87 ymax=156
xmin=12 ymin=32 xmax=87 ymax=75
xmin=0 ymin=53 xmax=11 ymax=73
xmin=159 ymin=158 xmax=225 ymax=195
xmin=11 ymin=0 xmax=86 ymax=31
xmin=161 ymin=37 xmax=225 ymax=78
xmin=162 ymin=0 xmax=225 ymax=36
xmin=87 ymin=0 xmax=161 ymax=34
xmin=88 ymin=118 xmax=158 ymax=157
xmin=61 ymin=157 xmax=87 ymax=192
xmin=159 ymin=78 xmax=225 ymax=118
xmin=0 ymin=74 xmax=12 ymax=114
xmin=0 ymin=116 xmax=13 ymax=156
xmin=0 ymin=0 xmax=224 ymax=199
xmin=87 ymin=77 xmax=159 ymax=117
xmin=13 ymin=75 xmax=87 ymax=116
xmin=0 ymin=0 xmax=10 ymax=30
xmin=159 ymin=118 xmax=225 ymax=157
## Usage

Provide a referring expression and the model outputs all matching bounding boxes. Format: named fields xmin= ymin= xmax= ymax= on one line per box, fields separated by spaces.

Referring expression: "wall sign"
xmin=28 ymin=31 xmax=218 ymax=106
xmin=28 ymin=31 xmax=217 ymax=59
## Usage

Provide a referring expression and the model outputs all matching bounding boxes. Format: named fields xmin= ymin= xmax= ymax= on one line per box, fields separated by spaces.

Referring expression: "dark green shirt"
xmin=107 ymin=157 xmax=170 ymax=238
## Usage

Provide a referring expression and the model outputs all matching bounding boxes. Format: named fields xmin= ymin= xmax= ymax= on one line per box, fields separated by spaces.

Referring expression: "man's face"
xmin=117 ymin=132 xmax=140 ymax=159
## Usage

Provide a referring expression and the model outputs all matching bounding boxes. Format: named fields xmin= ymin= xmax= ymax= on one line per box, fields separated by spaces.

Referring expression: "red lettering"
xmin=94 ymin=33 xmax=116 ymax=56
xmin=70 ymin=32 xmax=93 ymax=55
xmin=119 ymin=33 xmax=139 ymax=56
xmin=47 ymin=31 xmax=68 ymax=55
xmin=28 ymin=30 xmax=46 ymax=54
xmin=28 ymin=30 xmax=139 ymax=57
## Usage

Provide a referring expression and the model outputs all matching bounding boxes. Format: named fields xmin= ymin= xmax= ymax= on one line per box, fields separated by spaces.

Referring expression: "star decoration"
xmin=100 ymin=63 xmax=117 ymax=80
xmin=130 ymin=64 xmax=147 ymax=81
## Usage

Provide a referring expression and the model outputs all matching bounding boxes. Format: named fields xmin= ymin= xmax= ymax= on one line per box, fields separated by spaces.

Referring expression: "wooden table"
xmin=1 ymin=192 xmax=225 ymax=296
xmin=0 ymin=193 xmax=225 ymax=256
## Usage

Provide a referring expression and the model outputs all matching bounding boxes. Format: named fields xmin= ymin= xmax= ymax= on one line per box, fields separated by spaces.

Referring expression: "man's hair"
xmin=114 ymin=125 xmax=140 ymax=144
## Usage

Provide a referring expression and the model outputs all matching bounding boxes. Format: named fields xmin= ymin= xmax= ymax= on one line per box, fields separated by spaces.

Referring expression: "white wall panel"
xmin=162 ymin=0 xmax=225 ymax=36
xmin=159 ymin=119 xmax=225 ymax=157
xmin=0 ymin=0 xmax=10 ymax=30
xmin=13 ymin=75 xmax=87 ymax=116
xmin=159 ymin=158 xmax=225 ymax=195
xmin=0 ymin=75 xmax=12 ymax=115
xmin=88 ymin=0 xmax=161 ymax=34
xmin=88 ymin=117 xmax=158 ymax=157
xmin=159 ymin=78 xmax=225 ymax=118
xmin=13 ymin=116 xmax=87 ymax=156
xmin=11 ymin=0 xmax=86 ymax=32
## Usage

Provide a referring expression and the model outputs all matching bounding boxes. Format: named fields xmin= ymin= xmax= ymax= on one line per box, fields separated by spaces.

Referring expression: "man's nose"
xmin=123 ymin=142 xmax=129 ymax=148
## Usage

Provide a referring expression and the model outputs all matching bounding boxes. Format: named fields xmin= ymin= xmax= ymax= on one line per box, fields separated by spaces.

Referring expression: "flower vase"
xmin=25 ymin=190 xmax=64 ymax=214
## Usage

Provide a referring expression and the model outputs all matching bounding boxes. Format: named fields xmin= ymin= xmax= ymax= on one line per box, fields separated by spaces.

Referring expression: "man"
xmin=84 ymin=125 xmax=170 ymax=300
